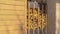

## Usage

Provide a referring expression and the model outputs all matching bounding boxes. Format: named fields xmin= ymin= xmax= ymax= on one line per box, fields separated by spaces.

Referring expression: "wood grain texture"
xmin=0 ymin=0 xmax=27 ymax=34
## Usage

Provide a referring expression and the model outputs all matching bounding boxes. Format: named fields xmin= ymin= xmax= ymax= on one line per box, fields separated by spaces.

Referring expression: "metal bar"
xmin=33 ymin=1 xmax=35 ymax=34
xmin=28 ymin=2 xmax=30 ymax=34
xmin=42 ymin=2 xmax=44 ymax=34
xmin=38 ymin=5 xmax=40 ymax=34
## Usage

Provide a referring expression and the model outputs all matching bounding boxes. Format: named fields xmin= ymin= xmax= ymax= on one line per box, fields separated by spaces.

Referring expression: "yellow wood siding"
xmin=0 ymin=0 xmax=27 ymax=34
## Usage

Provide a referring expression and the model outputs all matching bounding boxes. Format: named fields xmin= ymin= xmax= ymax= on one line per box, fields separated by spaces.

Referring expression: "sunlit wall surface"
xmin=56 ymin=3 xmax=60 ymax=34
xmin=0 ymin=0 xmax=27 ymax=34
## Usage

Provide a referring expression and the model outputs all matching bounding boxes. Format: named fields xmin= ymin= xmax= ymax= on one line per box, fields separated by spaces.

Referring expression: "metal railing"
xmin=27 ymin=0 xmax=47 ymax=34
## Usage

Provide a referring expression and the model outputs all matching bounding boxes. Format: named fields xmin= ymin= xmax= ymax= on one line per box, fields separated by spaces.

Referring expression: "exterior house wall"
xmin=56 ymin=0 xmax=60 ymax=34
xmin=0 ymin=0 xmax=59 ymax=34
xmin=0 ymin=0 xmax=27 ymax=34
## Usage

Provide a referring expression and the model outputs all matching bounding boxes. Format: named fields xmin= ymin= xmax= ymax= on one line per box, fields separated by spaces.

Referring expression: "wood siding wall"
xmin=0 ymin=0 xmax=27 ymax=34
